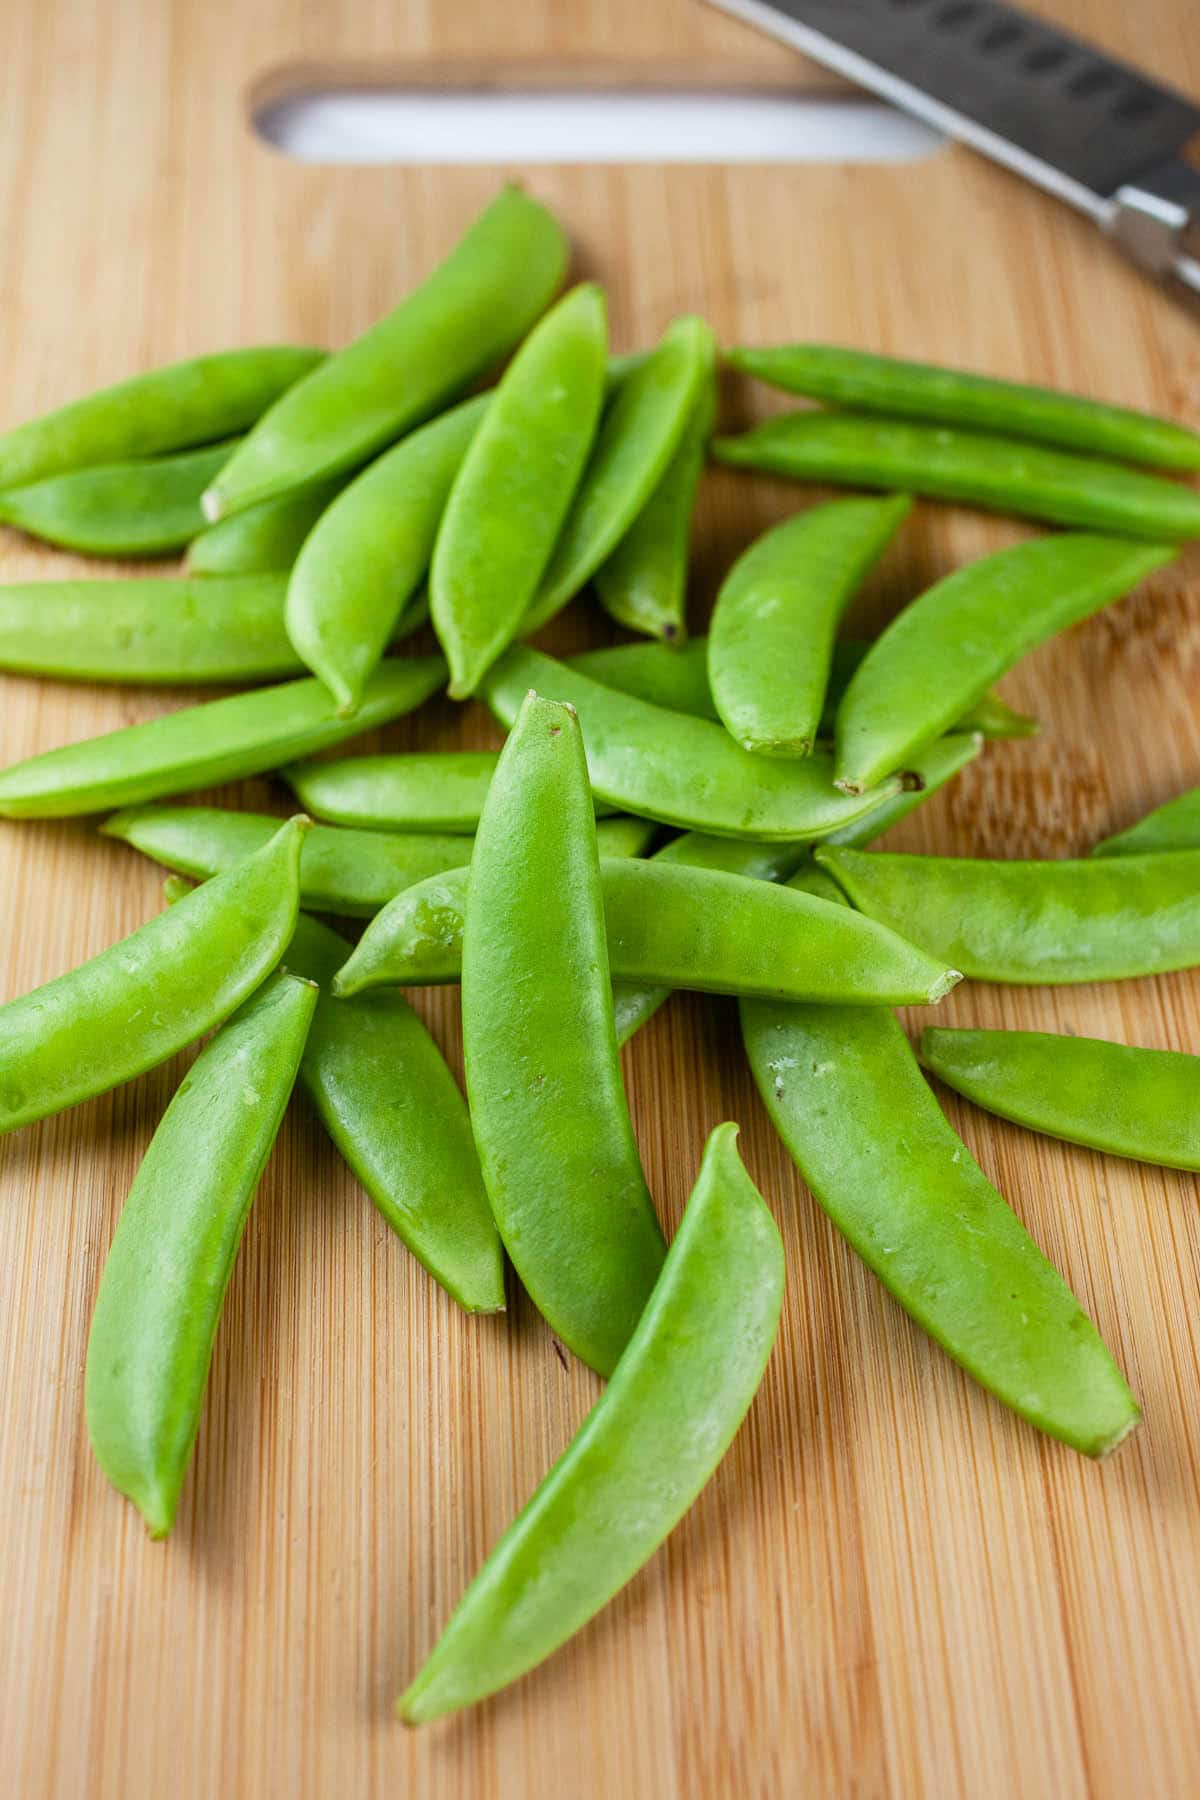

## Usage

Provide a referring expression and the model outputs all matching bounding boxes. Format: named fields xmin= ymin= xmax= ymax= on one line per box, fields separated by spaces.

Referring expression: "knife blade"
xmin=702 ymin=0 xmax=1200 ymax=299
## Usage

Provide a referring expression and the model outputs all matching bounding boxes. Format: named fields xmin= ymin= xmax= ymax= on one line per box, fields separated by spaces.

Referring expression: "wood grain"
xmin=2 ymin=1 xmax=1199 ymax=1794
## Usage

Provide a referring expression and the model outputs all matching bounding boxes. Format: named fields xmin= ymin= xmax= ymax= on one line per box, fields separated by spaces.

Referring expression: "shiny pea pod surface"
xmin=712 ymin=412 xmax=1200 ymax=541
xmin=921 ymin=1027 xmax=1200 ymax=1171
xmin=204 ymin=188 xmax=568 ymax=518
xmin=85 ymin=968 xmax=316 ymax=1538
xmin=397 ymin=1121 xmax=783 ymax=1723
xmin=1092 ymin=784 xmax=1200 ymax=856
xmin=741 ymin=869 xmax=1138 ymax=1459
xmin=481 ymin=646 xmax=900 ymax=840
xmin=0 ymin=655 xmax=446 ymax=818
xmin=187 ymin=476 xmax=347 ymax=576
xmin=461 ymin=692 xmax=665 ymax=1377
xmin=0 ymin=345 xmax=324 ymax=491
xmin=0 ymin=817 xmax=304 ymax=1135
xmin=284 ymin=748 xmax=619 ymax=833
xmin=816 ymin=845 xmax=1200 ymax=983
xmin=833 ymin=533 xmax=1172 ymax=792
xmin=0 ymin=440 xmax=237 ymax=557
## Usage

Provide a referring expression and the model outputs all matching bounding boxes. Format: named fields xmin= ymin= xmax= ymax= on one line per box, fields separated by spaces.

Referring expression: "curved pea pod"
xmin=398 ymin=1121 xmax=783 ymax=1722
xmin=480 ymin=646 xmax=900 ymax=840
xmin=204 ymin=188 xmax=568 ymax=519
xmin=0 ymin=345 xmax=324 ymax=491
xmin=282 ymin=747 xmax=617 ymax=832
xmin=0 ymin=440 xmax=238 ymax=557
xmin=524 ymin=315 xmax=716 ymax=630
xmin=187 ymin=476 xmax=346 ymax=576
xmin=712 ymin=412 xmax=1200 ymax=541
xmin=85 ymin=968 xmax=315 ymax=1536
xmin=1093 ymin=784 xmax=1200 ymax=856
xmin=708 ymin=495 xmax=911 ymax=758
xmin=921 ymin=1026 xmax=1200 ymax=1172
xmin=740 ymin=869 xmax=1137 ymax=1460
xmin=0 ymin=817 xmax=304 ymax=1136
xmin=816 ymin=845 xmax=1200 ymax=983
xmin=0 ymin=656 xmax=445 ymax=818
xmin=593 ymin=373 xmax=714 ymax=643
xmin=433 ymin=286 xmax=608 ymax=697
xmin=462 ymin=692 xmax=665 ymax=1376
xmin=288 ymin=395 xmax=489 ymax=713
xmin=727 ymin=344 xmax=1200 ymax=471
xmin=834 ymin=533 xmax=1173 ymax=793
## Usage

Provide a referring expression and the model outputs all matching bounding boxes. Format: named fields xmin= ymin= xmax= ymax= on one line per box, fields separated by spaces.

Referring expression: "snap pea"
xmin=187 ymin=476 xmax=346 ymax=576
xmin=0 ymin=440 xmax=238 ymax=557
xmin=708 ymin=496 xmax=911 ymax=758
xmin=0 ymin=345 xmax=324 ymax=491
xmin=816 ymin=845 xmax=1200 ymax=983
xmin=480 ymin=646 xmax=900 ymax=840
xmin=398 ymin=1121 xmax=782 ymax=1722
xmin=0 ymin=656 xmax=445 ymax=818
xmin=921 ymin=1027 xmax=1200 ymax=1172
xmin=433 ymin=286 xmax=607 ymax=696
xmin=282 ymin=748 xmax=620 ymax=832
xmin=203 ymin=187 xmax=568 ymax=519
xmin=834 ymin=533 xmax=1173 ymax=792
xmin=712 ymin=413 xmax=1200 ymax=541
xmin=727 ymin=344 xmax=1200 ymax=472
xmin=289 ymin=395 xmax=489 ymax=714
xmin=461 ymin=692 xmax=665 ymax=1376
xmin=0 ymin=817 xmax=304 ymax=1135
xmin=740 ymin=868 xmax=1138 ymax=1459
xmin=593 ymin=375 xmax=714 ymax=642
xmin=85 ymin=968 xmax=316 ymax=1537
xmin=1092 ymin=784 xmax=1200 ymax=857
xmin=524 ymin=316 xmax=716 ymax=630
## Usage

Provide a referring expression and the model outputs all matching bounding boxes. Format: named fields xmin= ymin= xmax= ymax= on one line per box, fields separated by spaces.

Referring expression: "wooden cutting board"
xmin=2 ymin=2 xmax=1199 ymax=1794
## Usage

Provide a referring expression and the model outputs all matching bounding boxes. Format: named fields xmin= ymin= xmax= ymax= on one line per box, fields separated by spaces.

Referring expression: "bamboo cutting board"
xmin=2 ymin=2 xmax=1199 ymax=1795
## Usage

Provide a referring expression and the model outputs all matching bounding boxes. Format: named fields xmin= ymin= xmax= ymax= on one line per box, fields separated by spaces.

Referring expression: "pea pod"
xmin=283 ymin=748 xmax=619 ymax=833
xmin=1093 ymin=784 xmax=1200 ymax=856
xmin=727 ymin=344 xmax=1200 ymax=471
xmin=462 ymin=692 xmax=665 ymax=1376
xmin=921 ymin=1027 xmax=1200 ymax=1172
xmin=433 ymin=286 xmax=608 ymax=696
xmin=816 ymin=845 xmax=1200 ymax=983
xmin=204 ymin=187 xmax=568 ymax=519
xmin=397 ymin=1121 xmax=783 ymax=1723
xmin=0 ymin=817 xmax=304 ymax=1135
xmin=480 ymin=646 xmax=900 ymax=840
xmin=0 ymin=440 xmax=238 ymax=557
xmin=187 ymin=476 xmax=347 ymax=576
xmin=0 ymin=656 xmax=445 ymax=819
xmin=288 ymin=395 xmax=490 ymax=713
xmin=740 ymin=868 xmax=1137 ymax=1459
xmin=708 ymin=496 xmax=911 ymax=758
xmin=834 ymin=533 xmax=1172 ymax=792
xmin=524 ymin=316 xmax=716 ymax=630
xmin=712 ymin=413 xmax=1200 ymax=541
xmin=0 ymin=345 xmax=324 ymax=491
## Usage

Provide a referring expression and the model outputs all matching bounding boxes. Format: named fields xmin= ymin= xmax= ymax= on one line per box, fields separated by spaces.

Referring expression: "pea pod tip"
xmin=199 ymin=486 xmax=224 ymax=523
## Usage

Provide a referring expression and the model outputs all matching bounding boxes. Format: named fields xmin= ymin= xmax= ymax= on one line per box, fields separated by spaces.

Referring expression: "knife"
xmin=701 ymin=0 xmax=1200 ymax=301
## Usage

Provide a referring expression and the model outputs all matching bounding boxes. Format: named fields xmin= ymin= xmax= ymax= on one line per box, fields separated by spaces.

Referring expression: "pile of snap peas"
xmin=2 ymin=181 xmax=1200 ymax=1722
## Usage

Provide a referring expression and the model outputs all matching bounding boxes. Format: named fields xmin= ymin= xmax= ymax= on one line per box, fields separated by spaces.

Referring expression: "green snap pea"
xmin=816 ymin=845 xmax=1200 ymax=983
xmin=0 ymin=440 xmax=238 ymax=557
xmin=86 ymin=968 xmax=316 ymax=1537
xmin=740 ymin=868 xmax=1137 ymax=1459
xmin=921 ymin=1027 xmax=1200 ymax=1172
xmin=593 ymin=375 xmax=714 ymax=643
xmin=462 ymin=692 xmax=665 ymax=1376
xmin=289 ymin=395 xmax=490 ymax=713
xmin=481 ymin=646 xmax=899 ymax=840
xmin=0 ymin=656 xmax=445 ymax=818
xmin=398 ymin=1120 xmax=782 ymax=1722
xmin=187 ymin=476 xmax=347 ymax=576
xmin=282 ymin=748 xmax=619 ymax=832
xmin=712 ymin=413 xmax=1200 ymax=541
xmin=0 ymin=817 xmax=304 ymax=1135
xmin=833 ymin=533 xmax=1172 ymax=793
xmin=203 ymin=188 xmax=568 ymax=520
xmin=708 ymin=496 xmax=911 ymax=758
xmin=727 ymin=343 xmax=1200 ymax=472
xmin=524 ymin=316 xmax=716 ymax=630
xmin=0 ymin=345 xmax=324 ymax=492
xmin=1093 ymin=784 xmax=1200 ymax=856
xmin=101 ymin=805 xmax=473 ymax=917
xmin=433 ymin=287 xmax=608 ymax=697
